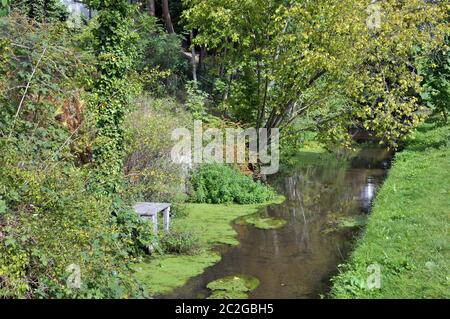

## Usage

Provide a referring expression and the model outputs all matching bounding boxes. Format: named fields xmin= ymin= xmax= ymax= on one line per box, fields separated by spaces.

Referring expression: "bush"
xmin=158 ymin=231 xmax=200 ymax=255
xmin=190 ymin=164 xmax=277 ymax=204
xmin=11 ymin=0 xmax=69 ymax=23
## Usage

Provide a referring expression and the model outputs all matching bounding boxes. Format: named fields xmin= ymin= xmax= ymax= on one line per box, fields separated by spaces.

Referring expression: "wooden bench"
xmin=133 ymin=202 xmax=171 ymax=233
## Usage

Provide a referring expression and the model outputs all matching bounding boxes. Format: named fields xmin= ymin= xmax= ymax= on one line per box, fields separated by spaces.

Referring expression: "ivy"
xmin=86 ymin=0 xmax=139 ymax=194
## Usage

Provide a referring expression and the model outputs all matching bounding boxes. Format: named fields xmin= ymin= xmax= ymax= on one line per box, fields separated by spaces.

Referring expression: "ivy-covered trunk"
xmin=88 ymin=0 xmax=138 ymax=194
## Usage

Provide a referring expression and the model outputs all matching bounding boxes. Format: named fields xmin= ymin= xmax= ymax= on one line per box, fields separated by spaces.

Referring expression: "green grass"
xmin=132 ymin=197 xmax=284 ymax=296
xmin=331 ymin=122 xmax=450 ymax=298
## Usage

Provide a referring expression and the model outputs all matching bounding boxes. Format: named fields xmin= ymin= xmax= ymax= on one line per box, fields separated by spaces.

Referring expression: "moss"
xmin=337 ymin=216 xmax=367 ymax=228
xmin=132 ymin=253 xmax=221 ymax=296
xmin=235 ymin=214 xmax=287 ymax=230
xmin=132 ymin=197 xmax=284 ymax=297
xmin=207 ymin=274 xmax=260 ymax=299
xmin=323 ymin=215 xmax=368 ymax=234
xmin=331 ymin=123 xmax=450 ymax=298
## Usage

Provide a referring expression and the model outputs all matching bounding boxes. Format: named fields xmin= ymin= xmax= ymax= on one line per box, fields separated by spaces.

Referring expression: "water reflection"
xmin=165 ymin=148 xmax=392 ymax=299
xmin=361 ymin=176 xmax=376 ymax=213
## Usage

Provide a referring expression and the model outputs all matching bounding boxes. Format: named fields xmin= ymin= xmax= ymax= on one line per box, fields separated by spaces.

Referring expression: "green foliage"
xmin=11 ymin=0 xmax=68 ymax=22
xmin=133 ymin=13 xmax=187 ymax=95
xmin=87 ymin=0 xmax=140 ymax=194
xmin=0 ymin=0 xmax=10 ymax=16
xmin=185 ymin=81 xmax=210 ymax=120
xmin=159 ymin=231 xmax=200 ymax=255
xmin=183 ymin=0 xmax=448 ymax=148
xmin=419 ymin=37 xmax=450 ymax=123
xmin=0 ymin=150 xmax=146 ymax=298
xmin=110 ymin=197 xmax=157 ymax=257
xmin=190 ymin=164 xmax=276 ymax=204
xmin=0 ymin=14 xmax=94 ymax=160
xmin=0 ymin=13 xmax=149 ymax=299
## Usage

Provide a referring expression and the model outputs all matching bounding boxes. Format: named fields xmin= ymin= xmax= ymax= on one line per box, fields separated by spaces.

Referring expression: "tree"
xmin=147 ymin=0 xmax=156 ymax=16
xmin=162 ymin=0 xmax=175 ymax=33
xmin=183 ymin=0 xmax=448 ymax=147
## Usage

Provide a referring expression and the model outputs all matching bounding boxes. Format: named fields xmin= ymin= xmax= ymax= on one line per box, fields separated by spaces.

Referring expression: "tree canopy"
xmin=183 ymin=0 xmax=448 ymax=146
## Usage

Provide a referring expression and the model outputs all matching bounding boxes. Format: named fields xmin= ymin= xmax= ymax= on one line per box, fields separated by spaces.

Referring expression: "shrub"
xmin=158 ymin=231 xmax=200 ymax=255
xmin=185 ymin=81 xmax=210 ymax=120
xmin=11 ymin=0 xmax=69 ymax=23
xmin=190 ymin=164 xmax=277 ymax=204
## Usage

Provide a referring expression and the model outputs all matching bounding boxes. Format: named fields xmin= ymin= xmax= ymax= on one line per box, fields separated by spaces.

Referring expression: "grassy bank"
xmin=132 ymin=198 xmax=284 ymax=296
xmin=331 ymin=122 xmax=450 ymax=298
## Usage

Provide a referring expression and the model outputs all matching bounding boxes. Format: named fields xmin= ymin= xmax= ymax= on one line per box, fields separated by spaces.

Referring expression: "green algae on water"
xmin=207 ymin=274 xmax=260 ymax=299
xmin=235 ymin=214 xmax=287 ymax=230
xmin=322 ymin=215 xmax=368 ymax=234
xmin=132 ymin=252 xmax=221 ymax=296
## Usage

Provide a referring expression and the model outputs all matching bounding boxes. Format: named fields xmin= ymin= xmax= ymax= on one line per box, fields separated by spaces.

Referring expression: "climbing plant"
xmin=85 ymin=0 xmax=140 ymax=194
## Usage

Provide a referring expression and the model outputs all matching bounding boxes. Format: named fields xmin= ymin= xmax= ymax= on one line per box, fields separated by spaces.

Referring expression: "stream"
xmin=166 ymin=147 xmax=392 ymax=299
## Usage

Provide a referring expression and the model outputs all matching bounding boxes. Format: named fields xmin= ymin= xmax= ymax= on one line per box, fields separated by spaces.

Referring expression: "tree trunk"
xmin=162 ymin=0 xmax=175 ymax=33
xmin=190 ymin=31 xmax=198 ymax=82
xmin=146 ymin=0 xmax=155 ymax=16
